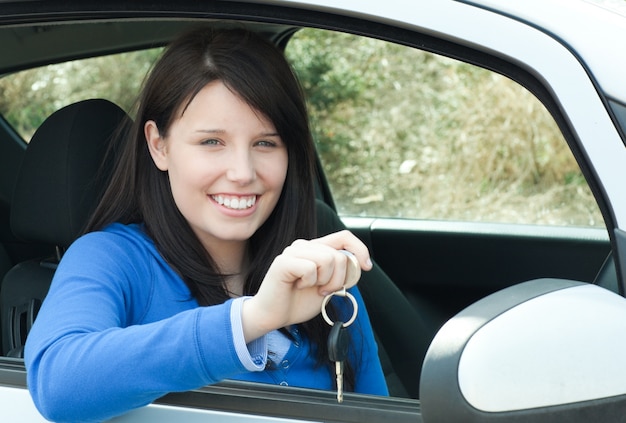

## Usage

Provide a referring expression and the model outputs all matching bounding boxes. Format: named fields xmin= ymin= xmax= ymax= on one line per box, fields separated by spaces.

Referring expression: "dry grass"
xmin=289 ymin=29 xmax=604 ymax=227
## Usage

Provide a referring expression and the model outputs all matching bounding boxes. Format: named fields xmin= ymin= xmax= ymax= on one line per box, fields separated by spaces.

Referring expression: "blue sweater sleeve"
xmin=24 ymin=230 xmax=253 ymax=422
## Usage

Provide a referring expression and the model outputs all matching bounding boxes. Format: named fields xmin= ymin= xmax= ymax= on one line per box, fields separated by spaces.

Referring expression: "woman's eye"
xmin=255 ymin=140 xmax=277 ymax=147
xmin=201 ymin=138 xmax=221 ymax=146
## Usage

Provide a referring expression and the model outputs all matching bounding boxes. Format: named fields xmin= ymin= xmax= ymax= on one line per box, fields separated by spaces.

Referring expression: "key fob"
xmin=328 ymin=321 xmax=349 ymax=362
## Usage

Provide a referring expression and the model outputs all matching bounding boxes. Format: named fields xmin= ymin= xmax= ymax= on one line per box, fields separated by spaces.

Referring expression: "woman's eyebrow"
xmin=195 ymin=129 xmax=280 ymax=137
xmin=195 ymin=129 xmax=225 ymax=134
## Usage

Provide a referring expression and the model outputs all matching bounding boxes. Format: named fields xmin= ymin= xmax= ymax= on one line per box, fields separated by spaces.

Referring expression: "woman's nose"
xmin=226 ymin=149 xmax=256 ymax=185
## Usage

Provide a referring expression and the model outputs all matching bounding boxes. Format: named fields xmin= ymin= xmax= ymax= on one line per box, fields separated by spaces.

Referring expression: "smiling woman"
xmin=23 ymin=27 xmax=387 ymax=422
xmin=144 ymin=80 xmax=289 ymax=255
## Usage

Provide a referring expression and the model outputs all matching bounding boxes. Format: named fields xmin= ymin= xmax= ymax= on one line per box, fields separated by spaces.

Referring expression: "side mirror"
xmin=420 ymin=278 xmax=626 ymax=423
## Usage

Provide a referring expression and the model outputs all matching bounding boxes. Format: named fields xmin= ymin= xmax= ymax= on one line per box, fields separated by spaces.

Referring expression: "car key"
xmin=321 ymin=250 xmax=360 ymax=403
xmin=328 ymin=320 xmax=349 ymax=403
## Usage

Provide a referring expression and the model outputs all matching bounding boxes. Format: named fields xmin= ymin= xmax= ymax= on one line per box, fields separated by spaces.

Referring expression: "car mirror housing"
xmin=420 ymin=278 xmax=626 ymax=423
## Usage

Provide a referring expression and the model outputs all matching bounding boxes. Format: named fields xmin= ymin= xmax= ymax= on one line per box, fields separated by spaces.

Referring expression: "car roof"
xmin=1 ymin=0 xmax=625 ymax=102
xmin=465 ymin=0 xmax=626 ymax=102
xmin=273 ymin=0 xmax=626 ymax=102
xmin=0 ymin=19 xmax=296 ymax=74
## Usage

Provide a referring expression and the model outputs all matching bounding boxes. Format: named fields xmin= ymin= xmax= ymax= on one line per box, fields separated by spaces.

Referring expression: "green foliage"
xmin=286 ymin=30 xmax=370 ymax=169
xmin=288 ymin=39 xmax=364 ymax=111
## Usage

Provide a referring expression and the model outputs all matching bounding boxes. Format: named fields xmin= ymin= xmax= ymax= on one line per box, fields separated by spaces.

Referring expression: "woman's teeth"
xmin=212 ymin=195 xmax=256 ymax=210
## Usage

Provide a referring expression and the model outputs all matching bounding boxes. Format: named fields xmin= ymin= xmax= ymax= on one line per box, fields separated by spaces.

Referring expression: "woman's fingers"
xmin=283 ymin=241 xmax=346 ymax=292
xmin=310 ymin=230 xmax=373 ymax=272
xmin=270 ymin=254 xmax=319 ymax=288
xmin=284 ymin=230 xmax=370 ymax=294
xmin=339 ymin=249 xmax=361 ymax=288
xmin=244 ymin=230 xmax=372 ymax=339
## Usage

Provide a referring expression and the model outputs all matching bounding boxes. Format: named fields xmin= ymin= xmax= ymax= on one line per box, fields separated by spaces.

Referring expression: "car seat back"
xmin=0 ymin=243 xmax=10 ymax=284
xmin=0 ymin=99 xmax=129 ymax=357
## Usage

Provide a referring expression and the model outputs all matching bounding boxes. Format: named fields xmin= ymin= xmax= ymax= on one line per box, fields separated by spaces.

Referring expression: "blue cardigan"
xmin=25 ymin=223 xmax=388 ymax=422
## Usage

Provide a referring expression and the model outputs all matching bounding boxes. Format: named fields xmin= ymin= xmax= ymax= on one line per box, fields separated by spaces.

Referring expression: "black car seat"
xmin=0 ymin=99 xmax=129 ymax=358
xmin=0 ymin=244 xmax=10 ymax=283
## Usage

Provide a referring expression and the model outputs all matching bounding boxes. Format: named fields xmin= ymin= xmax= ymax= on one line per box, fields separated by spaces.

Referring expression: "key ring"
xmin=321 ymin=287 xmax=359 ymax=327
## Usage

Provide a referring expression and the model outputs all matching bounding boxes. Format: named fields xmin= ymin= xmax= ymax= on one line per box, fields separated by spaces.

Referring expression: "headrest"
xmin=10 ymin=99 xmax=129 ymax=247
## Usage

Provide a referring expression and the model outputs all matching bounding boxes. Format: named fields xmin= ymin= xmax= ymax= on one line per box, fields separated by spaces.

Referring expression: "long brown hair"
xmin=86 ymin=27 xmax=354 ymax=389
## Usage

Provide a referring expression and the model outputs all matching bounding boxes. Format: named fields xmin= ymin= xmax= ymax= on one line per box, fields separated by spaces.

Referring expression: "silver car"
xmin=1 ymin=0 xmax=626 ymax=421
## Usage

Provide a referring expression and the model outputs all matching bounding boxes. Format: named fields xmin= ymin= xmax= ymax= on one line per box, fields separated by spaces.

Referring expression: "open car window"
xmin=286 ymin=28 xmax=605 ymax=229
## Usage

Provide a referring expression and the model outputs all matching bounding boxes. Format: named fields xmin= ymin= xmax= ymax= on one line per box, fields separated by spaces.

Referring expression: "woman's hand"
xmin=241 ymin=230 xmax=372 ymax=342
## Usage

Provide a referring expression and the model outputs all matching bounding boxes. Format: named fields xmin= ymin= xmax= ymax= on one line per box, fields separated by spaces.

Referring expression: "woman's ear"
xmin=145 ymin=120 xmax=168 ymax=171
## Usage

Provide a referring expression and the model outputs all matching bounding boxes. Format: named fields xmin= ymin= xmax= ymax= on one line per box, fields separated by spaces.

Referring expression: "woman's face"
xmin=146 ymin=80 xmax=288 ymax=254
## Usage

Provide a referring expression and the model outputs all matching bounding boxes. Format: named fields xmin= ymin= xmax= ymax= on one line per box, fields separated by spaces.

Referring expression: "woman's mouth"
xmin=211 ymin=194 xmax=257 ymax=210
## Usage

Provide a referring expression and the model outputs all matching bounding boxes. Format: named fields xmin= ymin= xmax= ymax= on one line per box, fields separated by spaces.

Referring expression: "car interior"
xmin=0 ymin=15 xmax=619 ymax=405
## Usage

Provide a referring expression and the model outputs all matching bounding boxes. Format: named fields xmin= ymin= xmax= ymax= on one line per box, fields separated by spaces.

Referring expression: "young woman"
xmin=25 ymin=27 xmax=388 ymax=422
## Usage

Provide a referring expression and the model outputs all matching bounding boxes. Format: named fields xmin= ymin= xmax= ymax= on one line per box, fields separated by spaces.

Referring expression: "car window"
xmin=0 ymin=48 xmax=162 ymax=142
xmin=285 ymin=28 xmax=604 ymax=228
xmin=0 ymin=28 xmax=605 ymax=230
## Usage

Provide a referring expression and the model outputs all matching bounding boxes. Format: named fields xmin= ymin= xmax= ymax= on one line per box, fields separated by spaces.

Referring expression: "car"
xmin=1 ymin=0 xmax=626 ymax=421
